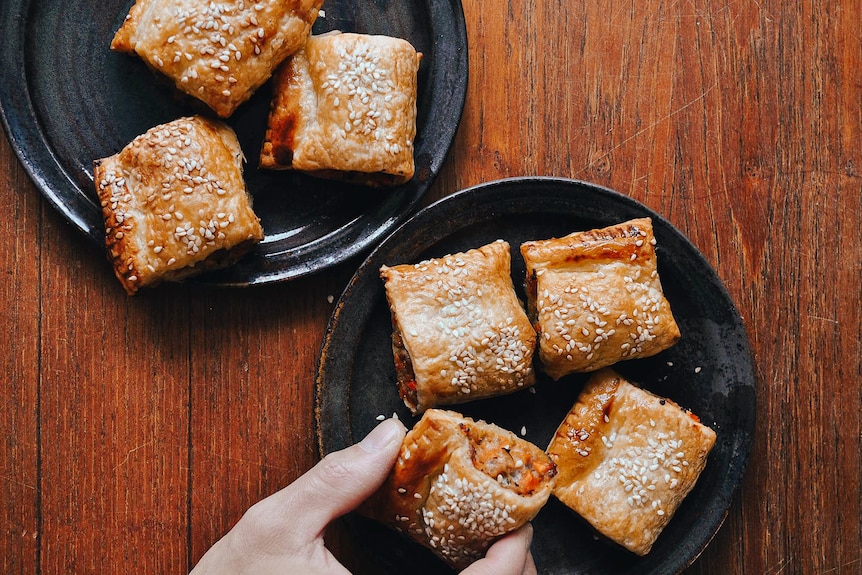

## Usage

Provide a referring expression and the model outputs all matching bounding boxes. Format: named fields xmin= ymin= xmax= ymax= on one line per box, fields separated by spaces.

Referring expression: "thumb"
xmin=461 ymin=524 xmax=535 ymax=575
xmin=274 ymin=418 xmax=406 ymax=539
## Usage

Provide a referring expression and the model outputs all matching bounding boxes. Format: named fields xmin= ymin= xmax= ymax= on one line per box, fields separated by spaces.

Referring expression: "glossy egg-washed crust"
xmin=363 ymin=409 xmax=556 ymax=569
xmin=546 ymin=369 xmax=716 ymax=555
xmin=260 ymin=32 xmax=421 ymax=187
xmin=520 ymin=218 xmax=681 ymax=379
xmin=94 ymin=116 xmax=263 ymax=295
xmin=380 ymin=240 xmax=537 ymax=414
xmin=111 ymin=0 xmax=323 ymax=117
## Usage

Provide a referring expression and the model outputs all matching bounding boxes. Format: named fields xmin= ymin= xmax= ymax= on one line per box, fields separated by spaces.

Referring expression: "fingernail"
xmin=358 ymin=419 xmax=404 ymax=453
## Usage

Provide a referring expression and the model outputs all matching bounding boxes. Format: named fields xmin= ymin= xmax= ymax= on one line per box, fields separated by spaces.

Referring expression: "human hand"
xmin=460 ymin=523 xmax=536 ymax=575
xmin=189 ymin=418 xmax=537 ymax=575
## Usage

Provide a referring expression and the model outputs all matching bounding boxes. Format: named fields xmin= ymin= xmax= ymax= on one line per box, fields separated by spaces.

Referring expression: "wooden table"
xmin=3 ymin=1 xmax=861 ymax=573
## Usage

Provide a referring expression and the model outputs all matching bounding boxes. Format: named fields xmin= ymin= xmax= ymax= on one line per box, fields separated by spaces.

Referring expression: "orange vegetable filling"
xmin=462 ymin=423 xmax=556 ymax=496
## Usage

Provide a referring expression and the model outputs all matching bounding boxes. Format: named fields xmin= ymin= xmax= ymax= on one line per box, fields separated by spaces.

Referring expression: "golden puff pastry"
xmin=380 ymin=241 xmax=537 ymax=414
xmin=520 ymin=218 xmax=680 ymax=379
xmin=546 ymin=369 xmax=716 ymax=555
xmin=260 ymin=32 xmax=421 ymax=187
xmin=363 ymin=409 xmax=557 ymax=569
xmin=111 ymin=0 xmax=323 ymax=117
xmin=94 ymin=116 xmax=264 ymax=295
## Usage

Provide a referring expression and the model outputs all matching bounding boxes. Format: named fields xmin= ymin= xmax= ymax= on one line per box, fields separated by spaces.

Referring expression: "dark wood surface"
xmin=3 ymin=1 xmax=861 ymax=573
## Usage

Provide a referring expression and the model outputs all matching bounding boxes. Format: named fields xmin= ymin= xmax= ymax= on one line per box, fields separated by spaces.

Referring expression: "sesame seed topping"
xmin=319 ymin=38 xmax=409 ymax=155
xmin=419 ymin=468 xmax=525 ymax=564
xmin=396 ymin=248 xmax=534 ymax=398
xmin=96 ymin=117 xmax=252 ymax=285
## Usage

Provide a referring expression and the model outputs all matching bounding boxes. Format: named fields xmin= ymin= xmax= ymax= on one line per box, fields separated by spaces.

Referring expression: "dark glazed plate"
xmin=316 ymin=177 xmax=756 ymax=574
xmin=0 ymin=0 xmax=467 ymax=285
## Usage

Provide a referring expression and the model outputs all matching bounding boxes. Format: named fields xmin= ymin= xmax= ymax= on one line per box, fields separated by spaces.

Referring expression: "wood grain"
xmin=0 ymin=126 xmax=41 ymax=575
xmin=2 ymin=0 xmax=861 ymax=573
xmin=37 ymin=230 xmax=190 ymax=572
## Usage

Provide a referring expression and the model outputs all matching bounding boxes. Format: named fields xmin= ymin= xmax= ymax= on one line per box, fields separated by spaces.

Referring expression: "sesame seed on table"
xmin=1 ymin=0 xmax=860 ymax=574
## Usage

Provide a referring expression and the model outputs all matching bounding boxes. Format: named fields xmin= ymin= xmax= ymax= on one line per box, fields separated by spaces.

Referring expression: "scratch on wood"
xmin=113 ymin=440 xmax=155 ymax=471
xmin=817 ymin=556 xmax=862 ymax=574
xmin=808 ymin=314 xmax=839 ymax=325
xmin=767 ymin=557 xmax=792 ymax=575
xmin=577 ymin=81 xmax=720 ymax=173
xmin=1 ymin=474 xmax=36 ymax=490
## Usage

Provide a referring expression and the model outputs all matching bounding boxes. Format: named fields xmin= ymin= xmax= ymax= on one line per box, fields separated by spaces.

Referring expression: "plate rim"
xmin=0 ymin=0 xmax=469 ymax=285
xmin=315 ymin=175 xmax=757 ymax=574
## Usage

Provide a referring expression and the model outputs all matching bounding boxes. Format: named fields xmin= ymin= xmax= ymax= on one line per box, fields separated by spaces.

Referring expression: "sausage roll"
xmin=520 ymin=218 xmax=681 ymax=379
xmin=94 ymin=116 xmax=264 ymax=295
xmin=380 ymin=241 xmax=537 ymax=414
xmin=364 ymin=409 xmax=557 ymax=569
xmin=546 ymin=369 xmax=716 ymax=555
xmin=111 ymin=0 xmax=324 ymax=117
xmin=259 ymin=32 xmax=421 ymax=187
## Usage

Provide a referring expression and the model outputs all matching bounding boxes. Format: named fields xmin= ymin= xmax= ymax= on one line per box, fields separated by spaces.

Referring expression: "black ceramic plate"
xmin=316 ymin=177 xmax=756 ymax=574
xmin=0 ymin=0 xmax=467 ymax=285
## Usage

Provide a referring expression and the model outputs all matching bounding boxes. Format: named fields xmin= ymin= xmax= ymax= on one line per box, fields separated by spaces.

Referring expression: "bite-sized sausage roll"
xmin=94 ymin=116 xmax=264 ymax=295
xmin=260 ymin=32 xmax=421 ymax=187
xmin=380 ymin=241 xmax=537 ymax=414
xmin=546 ymin=369 xmax=716 ymax=555
xmin=111 ymin=0 xmax=323 ymax=117
xmin=520 ymin=218 xmax=680 ymax=379
xmin=363 ymin=409 xmax=557 ymax=569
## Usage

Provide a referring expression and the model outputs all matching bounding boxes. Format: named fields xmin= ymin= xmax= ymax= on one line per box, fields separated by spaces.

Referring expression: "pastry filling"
xmin=391 ymin=323 xmax=418 ymax=410
xmin=462 ymin=424 xmax=556 ymax=496
xmin=524 ymin=270 xmax=540 ymax=324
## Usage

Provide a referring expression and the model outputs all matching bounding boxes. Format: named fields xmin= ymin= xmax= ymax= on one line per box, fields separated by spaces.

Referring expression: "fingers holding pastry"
xmin=280 ymin=418 xmax=407 ymax=539
xmin=461 ymin=524 xmax=536 ymax=575
xmin=362 ymin=409 xmax=555 ymax=570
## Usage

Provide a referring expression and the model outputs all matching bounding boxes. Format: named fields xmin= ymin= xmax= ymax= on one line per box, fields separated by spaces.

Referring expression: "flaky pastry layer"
xmin=546 ymin=369 xmax=716 ymax=555
xmin=111 ymin=0 xmax=323 ymax=117
xmin=380 ymin=241 xmax=537 ymax=414
xmin=94 ymin=116 xmax=263 ymax=294
xmin=260 ymin=32 xmax=420 ymax=186
xmin=363 ymin=409 xmax=556 ymax=569
xmin=520 ymin=218 xmax=680 ymax=379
